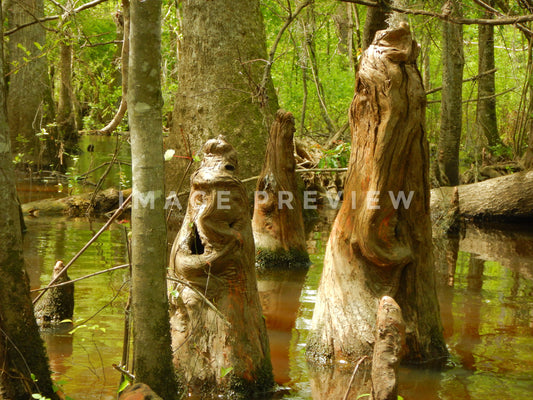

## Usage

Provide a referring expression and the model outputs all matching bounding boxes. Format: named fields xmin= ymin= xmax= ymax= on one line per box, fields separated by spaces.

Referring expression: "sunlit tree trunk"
xmin=166 ymin=0 xmax=279 ymax=189
xmin=5 ymin=0 xmax=55 ymax=169
xmin=128 ymin=0 xmax=179 ymax=398
xmin=476 ymin=1 xmax=501 ymax=149
xmin=307 ymin=23 xmax=447 ymax=366
xmin=361 ymin=0 xmax=390 ymax=50
xmin=0 ymin=10 xmax=58 ymax=398
xmin=438 ymin=0 xmax=464 ymax=186
xmin=57 ymin=34 xmax=78 ymax=155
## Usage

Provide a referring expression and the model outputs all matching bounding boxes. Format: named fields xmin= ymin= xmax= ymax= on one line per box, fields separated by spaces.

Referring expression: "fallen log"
xmin=252 ymin=110 xmax=310 ymax=269
xmin=431 ymin=170 xmax=533 ymax=223
xmin=21 ymin=188 xmax=132 ymax=217
xmin=168 ymin=136 xmax=273 ymax=398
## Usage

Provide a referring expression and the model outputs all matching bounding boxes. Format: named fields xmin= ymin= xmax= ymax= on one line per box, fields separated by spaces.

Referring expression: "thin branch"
xmin=339 ymin=0 xmax=533 ymax=26
xmin=32 ymin=193 xmax=132 ymax=305
xmin=427 ymin=87 xmax=516 ymax=104
xmin=472 ymin=0 xmax=533 ymax=36
xmin=426 ymin=68 xmax=498 ymax=95
xmin=342 ymin=356 xmax=369 ymax=400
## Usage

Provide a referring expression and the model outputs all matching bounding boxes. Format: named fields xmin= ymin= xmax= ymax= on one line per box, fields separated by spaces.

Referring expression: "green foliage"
xmin=317 ymin=141 xmax=350 ymax=168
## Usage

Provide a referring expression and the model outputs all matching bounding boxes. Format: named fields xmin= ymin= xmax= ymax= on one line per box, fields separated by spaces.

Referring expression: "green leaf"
xmin=356 ymin=395 xmax=371 ymax=400
xmin=118 ymin=378 xmax=131 ymax=393
xmin=31 ymin=373 xmax=37 ymax=382
xmin=220 ymin=366 xmax=233 ymax=378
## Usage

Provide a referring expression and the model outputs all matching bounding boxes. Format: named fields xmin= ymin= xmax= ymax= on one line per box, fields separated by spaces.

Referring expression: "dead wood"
xmin=252 ymin=110 xmax=310 ymax=269
xmin=168 ymin=136 xmax=273 ymax=398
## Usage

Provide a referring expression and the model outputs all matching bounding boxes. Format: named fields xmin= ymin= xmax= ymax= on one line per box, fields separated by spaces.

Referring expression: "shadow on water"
xmin=20 ymin=190 xmax=533 ymax=399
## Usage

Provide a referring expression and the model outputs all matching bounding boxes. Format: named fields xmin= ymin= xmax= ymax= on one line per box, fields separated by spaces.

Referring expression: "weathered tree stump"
xmin=34 ymin=261 xmax=74 ymax=329
xmin=307 ymin=22 xmax=447 ymax=365
xmin=252 ymin=110 xmax=310 ymax=269
xmin=371 ymin=296 xmax=405 ymax=400
xmin=168 ymin=136 xmax=273 ymax=398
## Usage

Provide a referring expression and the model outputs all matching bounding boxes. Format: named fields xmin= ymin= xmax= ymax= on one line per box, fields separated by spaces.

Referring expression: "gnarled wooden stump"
xmin=34 ymin=261 xmax=74 ymax=329
xmin=252 ymin=110 xmax=310 ymax=269
xmin=168 ymin=136 xmax=273 ymax=398
xmin=307 ymin=23 xmax=447 ymax=365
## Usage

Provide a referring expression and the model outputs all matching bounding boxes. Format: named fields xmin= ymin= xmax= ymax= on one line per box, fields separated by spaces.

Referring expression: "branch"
xmin=339 ymin=0 xmax=533 ymax=26
xmin=426 ymin=68 xmax=498 ymax=95
xmin=472 ymin=0 xmax=533 ymax=36
xmin=5 ymin=0 xmax=109 ymax=36
xmin=427 ymin=87 xmax=516 ymax=104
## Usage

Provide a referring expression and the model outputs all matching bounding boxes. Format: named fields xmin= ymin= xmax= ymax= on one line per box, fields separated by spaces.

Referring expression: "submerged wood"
xmin=21 ymin=187 xmax=132 ymax=217
xmin=34 ymin=261 xmax=74 ymax=329
xmin=252 ymin=110 xmax=310 ymax=269
xmin=168 ymin=136 xmax=273 ymax=398
xmin=307 ymin=22 xmax=447 ymax=365
xmin=371 ymin=296 xmax=405 ymax=400
xmin=431 ymin=170 xmax=533 ymax=222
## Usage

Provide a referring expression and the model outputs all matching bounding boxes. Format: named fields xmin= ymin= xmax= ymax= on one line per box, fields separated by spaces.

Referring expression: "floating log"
xmin=431 ymin=169 xmax=533 ymax=223
xmin=252 ymin=110 xmax=310 ymax=269
xmin=168 ymin=136 xmax=273 ymax=398
xmin=34 ymin=261 xmax=74 ymax=329
xmin=307 ymin=22 xmax=447 ymax=365
xmin=371 ymin=296 xmax=405 ymax=400
xmin=21 ymin=187 xmax=132 ymax=217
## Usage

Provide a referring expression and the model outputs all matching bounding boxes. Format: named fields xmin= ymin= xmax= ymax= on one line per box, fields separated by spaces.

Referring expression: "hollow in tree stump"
xmin=306 ymin=22 xmax=447 ymax=366
xmin=252 ymin=110 xmax=310 ymax=270
xmin=168 ymin=136 xmax=273 ymax=398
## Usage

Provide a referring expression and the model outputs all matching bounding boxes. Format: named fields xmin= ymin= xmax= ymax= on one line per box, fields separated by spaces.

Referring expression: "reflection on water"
xmin=22 ymin=213 xmax=533 ymax=399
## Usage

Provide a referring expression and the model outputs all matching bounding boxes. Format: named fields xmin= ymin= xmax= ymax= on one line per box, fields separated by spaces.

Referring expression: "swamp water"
xmin=22 ymin=215 xmax=533 ymax=400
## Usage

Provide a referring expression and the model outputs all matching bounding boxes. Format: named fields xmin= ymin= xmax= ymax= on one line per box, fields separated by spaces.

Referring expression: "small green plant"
xmin=220 ymin=366 xmax=233 ymax=378
xmin=318 ymin=141 xmax=351 ymax=169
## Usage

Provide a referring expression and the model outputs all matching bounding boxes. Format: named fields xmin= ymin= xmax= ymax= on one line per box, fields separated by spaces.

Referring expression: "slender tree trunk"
xmin=128 ymin=0 xmax=179 ymax=398
xmin=438 ymin=0 xmax=464 ymax=186
xmin=476 ymin=1 xmax=501 ymax=149
xmin=0 ymin=10 xmax=58 ymax=398
xmin=166 ymin=0 xmax=279 ymax=190
xmin=57 ymin=36 xmax=78 ymax=152
xmin=361 ymin=1 xmax=391 ymax=50
xmin=307 ymin=23 xmax=447 ymax=366
xmin=5 ymin=0 xmax=55 ymax=169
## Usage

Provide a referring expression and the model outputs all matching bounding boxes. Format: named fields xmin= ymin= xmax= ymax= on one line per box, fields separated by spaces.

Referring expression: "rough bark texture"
xmin=524 ymin=117 xmax=533 ymax=169
xmin=0 ymin=9 xmax=58 ymax=397
xmin=6 ymin=0 xmax=55 ymax=169
xmin=476 ymin=2 xmax=501 ymax=148
xmin=361 ymin=1 xmax=391 ymax=50
xmin=307 ymin=23 xmax=447 ymax=366
xmin=57 ymin=37 xmax=78 ymax=151
xmin=34 ymin=261 xmax=74 ymax=329
xmin=128 ymin=1 xmax=179 ymax=398
xmin=438 ymin=0 xmax=464 ymax=186
xmin=166 ymin=0 xmax=279 ymax=191
xmin=252 ymin=110 xmax=309 ymax=269
xmin=371 ymin=296 xmax=405 ymax=400
xmin=169 ymin=137 xmax=273 ymax=398
xmin=430 ymin=170 xmax=533 ymax=222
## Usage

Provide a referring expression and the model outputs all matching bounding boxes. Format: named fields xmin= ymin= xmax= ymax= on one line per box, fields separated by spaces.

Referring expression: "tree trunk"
xmin=128 ymin=1 xmax=179 ymax=398
xmin=252 ymin=110 xmax=309 ymax=269
xmin=57 ymin=35 xmax=78 ymax=156
xmin=166 ymin=0 xmax=279 ymax=191
xmin=5 ymin=0 xmax=55 ymax=169
xmin=307 ymin=23 xmax=447 ymax=366
xmin=169 ymin=137 xmax=273 ymax=398
xmin=430 ymin=170 xmax=533 ymax=222
xmin=361 ymin=1 xmax=390 ymax=51
xmin=438 ymin=0 xmax=464 ymax=186
xmin=0 ymin=9 xmax=58 ymax=397
xmin=476 ymin=1 xmax=501 ymax=149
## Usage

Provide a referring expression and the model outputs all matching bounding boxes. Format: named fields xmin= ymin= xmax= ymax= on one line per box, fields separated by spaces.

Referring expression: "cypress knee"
xmin=252 ymin=110 xmax=310 ymax=270
xmin=307 ymin=22 xmax=447 ymax=366
xmin=168 ymin=136 xmax=273 ymax=398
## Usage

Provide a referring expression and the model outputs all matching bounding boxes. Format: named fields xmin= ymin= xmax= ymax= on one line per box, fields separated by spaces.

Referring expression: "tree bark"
xmin=166 ymin=0 xmax=279 ymax=191
xmin=169 ymin=137 xmax=273 ymax=398
xmin=128 ymin=0 xmax=179 ymax=398
xmin=438 ymin=0 xmax=464 ymax=186
xmin=307 ymin=22 xmax=447 ymax=366
xmin=430 ymin=170 xmax=533 ymax=222
xmin=476 ymin=1 xmax=501 ymax=149
xmin=5 ymin=0 xmax=55 ymax=169
xmin=371 ymin=296 xmax=405 ymax=400
xmin=0 ymin=8 xmax=58 ymax=397
xmin=252 ymin=110 xmax=309 ymax=269
xmin=361 ymin=0 xmax=390 ymax=50
xmin=57 ymin=33 xmax=78 ymax=153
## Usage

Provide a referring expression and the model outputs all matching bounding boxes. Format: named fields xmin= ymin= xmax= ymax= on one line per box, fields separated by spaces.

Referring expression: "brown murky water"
xmin=23 ymin=215 xmax=533 ymax=400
